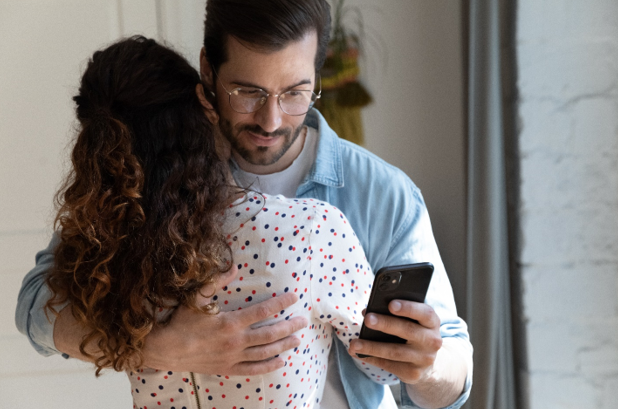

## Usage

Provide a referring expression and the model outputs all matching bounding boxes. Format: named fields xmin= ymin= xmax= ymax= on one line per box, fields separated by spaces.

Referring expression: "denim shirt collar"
xmin=298 ymin=109 xmax=344 ymax=192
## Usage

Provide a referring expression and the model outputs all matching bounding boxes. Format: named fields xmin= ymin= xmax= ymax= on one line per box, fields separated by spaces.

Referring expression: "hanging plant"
xmin=317 ymin=0 xmax=373 ymax=145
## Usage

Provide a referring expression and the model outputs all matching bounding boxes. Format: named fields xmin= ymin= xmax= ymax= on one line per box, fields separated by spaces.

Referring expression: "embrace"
xmin=16 ymin=1 xmax=472 ymax=408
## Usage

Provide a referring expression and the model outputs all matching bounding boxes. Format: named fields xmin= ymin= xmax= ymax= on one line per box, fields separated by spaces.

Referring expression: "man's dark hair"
xmin=204 ymin=0 xmax=331 ymax=72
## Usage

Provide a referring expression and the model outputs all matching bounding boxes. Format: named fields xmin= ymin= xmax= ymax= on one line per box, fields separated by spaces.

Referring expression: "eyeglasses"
xmin=213 ymin=70 xmax=321 ymax=116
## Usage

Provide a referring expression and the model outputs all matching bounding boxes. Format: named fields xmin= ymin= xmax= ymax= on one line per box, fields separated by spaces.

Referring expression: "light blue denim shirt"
xmin=15 ymin=109 xmax=471 ymax=409
xmin=291 ymin=111 xmax=472 ymax=409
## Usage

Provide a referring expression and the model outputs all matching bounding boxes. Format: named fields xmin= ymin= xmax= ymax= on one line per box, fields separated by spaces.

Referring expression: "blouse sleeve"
xmin=307 ymin=202 xmax=399 ymax=385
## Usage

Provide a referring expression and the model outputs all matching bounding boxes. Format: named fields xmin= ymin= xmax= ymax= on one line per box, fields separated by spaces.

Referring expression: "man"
xmin=16 ymin=1 xmax=472 ymax=408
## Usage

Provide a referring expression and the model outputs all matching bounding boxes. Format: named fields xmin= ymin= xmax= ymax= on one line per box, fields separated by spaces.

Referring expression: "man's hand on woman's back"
xmin=142 ymin=289 xmax=307 ymax=375
xmin=54 ymin=264 xmax=307 ymax=375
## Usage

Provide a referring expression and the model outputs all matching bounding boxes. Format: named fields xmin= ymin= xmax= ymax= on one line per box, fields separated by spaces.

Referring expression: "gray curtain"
xmin=464 ymin=0 xmax=521 ymax=408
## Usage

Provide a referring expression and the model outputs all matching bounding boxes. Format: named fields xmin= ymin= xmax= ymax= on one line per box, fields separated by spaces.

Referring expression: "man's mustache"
xmin=241 ymin=124 xmax=290 ymax=138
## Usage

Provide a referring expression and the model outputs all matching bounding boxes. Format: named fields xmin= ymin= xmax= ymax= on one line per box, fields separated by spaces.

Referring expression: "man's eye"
xmin=286 ymin=90 xmax=310 ymax=98
xmin=237 ymin=89 xmax=262 ymax=97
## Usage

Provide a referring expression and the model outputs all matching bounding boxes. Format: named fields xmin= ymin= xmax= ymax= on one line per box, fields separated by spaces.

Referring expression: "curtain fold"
xmin=464 ymin=0 xmax=518 ymax=408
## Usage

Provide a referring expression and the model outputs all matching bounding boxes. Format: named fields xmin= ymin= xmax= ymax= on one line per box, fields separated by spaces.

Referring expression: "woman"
xmin=46 ymin=36 xmax=395 ymax=409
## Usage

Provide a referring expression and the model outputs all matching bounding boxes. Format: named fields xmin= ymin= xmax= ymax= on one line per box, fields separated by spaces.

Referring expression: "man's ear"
xmin=200 ymin=47 xmax=215 ymax=91
xmin=196 ymin=83 xmax=219 ymax=125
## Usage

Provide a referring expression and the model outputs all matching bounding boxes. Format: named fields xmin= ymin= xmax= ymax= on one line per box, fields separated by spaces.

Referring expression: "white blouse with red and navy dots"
xmin=128 ymin=193 xmax=398 ymax=409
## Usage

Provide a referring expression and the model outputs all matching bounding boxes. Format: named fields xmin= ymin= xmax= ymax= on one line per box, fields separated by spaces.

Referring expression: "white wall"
xmin=0 ymin=1 xmax=205 ymax=407
xmin=517 ymin=1 xmax=618 ymax=408
xmin=0 ymin=1 xmax=465 ymax=408
xmin=352 ymin=0 xmax=467 ymax=316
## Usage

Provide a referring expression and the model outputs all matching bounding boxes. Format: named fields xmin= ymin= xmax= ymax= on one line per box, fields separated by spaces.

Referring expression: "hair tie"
xmin=89 ymin=108 xmax=113 ymax=123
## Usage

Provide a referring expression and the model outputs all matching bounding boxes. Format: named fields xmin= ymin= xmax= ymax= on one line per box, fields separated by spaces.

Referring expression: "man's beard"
xmin=218 ymin=117 xmax=304 ymax=167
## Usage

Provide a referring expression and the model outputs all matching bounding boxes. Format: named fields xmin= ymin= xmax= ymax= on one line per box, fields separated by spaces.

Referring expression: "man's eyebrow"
xmin=231 ymin=78 xmax=313 ymax=91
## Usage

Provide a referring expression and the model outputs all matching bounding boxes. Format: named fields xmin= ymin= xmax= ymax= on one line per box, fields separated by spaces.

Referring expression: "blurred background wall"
xmin=0 ymin=1 xmax=465 ymax=407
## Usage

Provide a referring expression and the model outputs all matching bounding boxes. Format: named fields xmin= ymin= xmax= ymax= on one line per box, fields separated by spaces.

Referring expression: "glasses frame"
xmin=212 ymin=69 xmax=321 ymax=116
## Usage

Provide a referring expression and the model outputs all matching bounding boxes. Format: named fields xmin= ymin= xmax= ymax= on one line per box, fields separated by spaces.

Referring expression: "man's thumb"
xmin=197 ymin=264 xmax=239 ymax=305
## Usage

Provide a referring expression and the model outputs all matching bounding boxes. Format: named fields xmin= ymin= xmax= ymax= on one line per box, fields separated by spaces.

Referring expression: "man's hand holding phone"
xmin=349 ymin=298 xmax=443 ymax=385
xmin=349 ymin=262 xmax=442 ymax=384
xmin=348 ymin=263 xmax=468 ymax=408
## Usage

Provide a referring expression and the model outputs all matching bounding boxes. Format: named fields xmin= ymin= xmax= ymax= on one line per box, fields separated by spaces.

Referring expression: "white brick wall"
xmin=517 ymin=1 xmax=618 ymax=408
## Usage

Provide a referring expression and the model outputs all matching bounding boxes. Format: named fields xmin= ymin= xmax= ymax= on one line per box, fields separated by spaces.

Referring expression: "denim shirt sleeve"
xmin=387 ymin=187 xmax=473 ymax=409
xmin=15 ymin=233 xmax=65 ymax=356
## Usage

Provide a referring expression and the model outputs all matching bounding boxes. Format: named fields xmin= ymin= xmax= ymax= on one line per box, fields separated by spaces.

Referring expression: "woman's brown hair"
xmin=46 ymin=36 xmax=234 ymax=374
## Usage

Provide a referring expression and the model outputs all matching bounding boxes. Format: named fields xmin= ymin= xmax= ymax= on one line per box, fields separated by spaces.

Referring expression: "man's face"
xmin=208 ymin=32 xmax=318 ymax=173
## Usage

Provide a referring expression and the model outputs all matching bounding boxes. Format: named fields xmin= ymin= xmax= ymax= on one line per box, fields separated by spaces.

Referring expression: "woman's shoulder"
xmin=224 ymin=191 xmax=350 ymax=237
xmin=263 ymin=194 xmax=349 ymax=228
xmin=263 ymin=193 xmax=328 ymax=209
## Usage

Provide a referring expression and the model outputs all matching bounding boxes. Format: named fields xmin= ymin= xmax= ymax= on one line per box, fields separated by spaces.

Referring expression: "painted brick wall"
xmin=517 ymin=2 xmax=618 ymax=408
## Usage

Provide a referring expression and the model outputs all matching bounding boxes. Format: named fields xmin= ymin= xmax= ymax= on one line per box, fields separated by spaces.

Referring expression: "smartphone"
xmin=357 ymin=262 xmax=434 ymax=357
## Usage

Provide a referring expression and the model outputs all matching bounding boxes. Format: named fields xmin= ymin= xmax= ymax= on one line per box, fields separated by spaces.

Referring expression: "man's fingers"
xmin=363 ymin=313 xmax=442 ymax=351
xmin=363 ymin=312 xmax=420 ymax=342
xmin=351 ymin=352 xmax=427 ymax=384
xmin=244 ymin=335 xmax=302 ymax=362
xmin=232 ymin=357 xmax=286 ymax=377
xmin=389 ymin=300 xmax=440 ymax=329
xmin=236 ymin=292 xmax=299 ymax=326
xmin=248 ymin=316 xmax=308 ymax=346
xmin=349 ymin=339 xmax=434 ymax=367
xmin=218 ymin=264 xmax=240 ymax=289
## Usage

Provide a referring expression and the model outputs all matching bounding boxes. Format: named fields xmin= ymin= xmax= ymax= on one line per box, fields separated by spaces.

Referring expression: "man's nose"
xmin=253 ymin=95 xmax=283 ymax=133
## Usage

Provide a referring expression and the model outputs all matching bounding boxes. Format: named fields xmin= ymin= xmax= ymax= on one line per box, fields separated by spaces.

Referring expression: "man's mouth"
xmin=245 ymin=130 xmax=281 ymax=147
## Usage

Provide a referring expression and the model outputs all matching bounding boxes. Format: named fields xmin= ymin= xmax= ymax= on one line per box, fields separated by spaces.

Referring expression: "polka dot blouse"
xmin=128 ymin=193 xmax=398 ymax=409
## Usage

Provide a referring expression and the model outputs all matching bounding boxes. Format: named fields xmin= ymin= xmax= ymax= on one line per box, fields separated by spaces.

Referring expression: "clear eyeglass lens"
xmin=229 ymin=88 xmax=316 ymax=115
xmin=230 ymin=88 xmax=266 ymax=113
xmin=280 ymin=90 xmax=315 ymax=115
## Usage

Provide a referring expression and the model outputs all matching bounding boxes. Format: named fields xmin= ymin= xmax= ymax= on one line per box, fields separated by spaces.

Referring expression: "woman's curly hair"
xmin=45 ymin=36 xmax=235 ymax=374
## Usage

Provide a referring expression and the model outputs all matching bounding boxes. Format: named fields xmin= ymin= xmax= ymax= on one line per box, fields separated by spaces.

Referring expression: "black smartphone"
xmin=357 ymin=262 xmax=434 ymax=357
